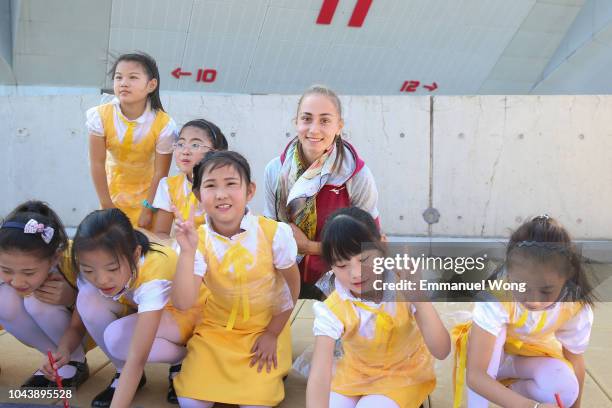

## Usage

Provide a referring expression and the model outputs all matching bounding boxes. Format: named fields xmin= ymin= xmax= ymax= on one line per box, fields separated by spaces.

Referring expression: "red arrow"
xmin=171 ymin=67 xmax=192 ymax=79
xmin=423 ymin=82 xmax=438 ymax=92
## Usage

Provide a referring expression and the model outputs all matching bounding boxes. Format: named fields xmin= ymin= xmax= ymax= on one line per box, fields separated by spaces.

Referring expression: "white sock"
xmin=355 ymin=395 xmax=400 ymax=408
xmin=76 ymin=281 xmax=125 ymax=369
xmin=330 ymin=392 xmax=359 ymax=408
xmin=0 ymin=284 xmax=57 ymax=353
xmin=24 ymin=295 xmax=86 ymax=363
xmin=104 ymin=311 xmax=186 ymax=364
xmin=503 ymin=356 xmax=579 ymax=407
xmin=177 ymin=397 xmax=214 ymax=407
xmin=57 ymin=364 xmax=77 ymax=379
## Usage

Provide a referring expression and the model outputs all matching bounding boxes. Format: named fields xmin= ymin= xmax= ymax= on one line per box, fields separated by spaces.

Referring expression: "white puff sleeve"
xmin=132 ymin=279 xmax=172 ymax=313
xmin=313 ymin=301 xmax=344 ymax=340
xmin=85 ymin=106 xmax=104 ymax=137
xmin=193 ymin=249 xmax=208 ymax=277
xmin=272 ymin=222 xmax=297 ymax=269
xmin=472 ymin=301 xmax=509 ymax=336
xmin=156 ymin=117 xmax=178 ymax=154
xmin=555 ymin=305 xmax=594 ymax=354
xmin=152 ymin=177 xmax=172 ymax=212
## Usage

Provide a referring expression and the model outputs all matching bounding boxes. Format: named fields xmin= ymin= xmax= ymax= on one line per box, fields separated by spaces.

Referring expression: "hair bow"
xmin=23 ymin=219 xmax=55 ymax=244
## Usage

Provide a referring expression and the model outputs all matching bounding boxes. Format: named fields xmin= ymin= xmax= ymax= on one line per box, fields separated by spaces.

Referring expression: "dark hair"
xmin=180 ymin=119 xmax=228 ymax=151
xmin=0 ymin=200 xmax=68 ymax=259
xmin=506 ymin=215 xmax=595 ymax=305
xmin=72 ymin=208 xmax=160 ymax=276
xmin=321 ymin=207 xmax=384 ymax=265
xmin=110 ymin=52 xmax=164 ymax=112
xmin=192 ymin=151 xmax=252 ymax=200
xmin=295 ymin=84 xmax=345 ymax=172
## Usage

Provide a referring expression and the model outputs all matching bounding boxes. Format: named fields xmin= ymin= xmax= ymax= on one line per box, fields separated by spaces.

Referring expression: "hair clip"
xmin=531 ymin=214 xmax=550 ymax=222
xmin=1 ymin=219 xmax=55 ymax=244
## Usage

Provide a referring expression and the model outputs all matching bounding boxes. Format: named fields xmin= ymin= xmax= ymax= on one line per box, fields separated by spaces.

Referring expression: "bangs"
xmin=321 ymin=214 xmax=382 ymax=265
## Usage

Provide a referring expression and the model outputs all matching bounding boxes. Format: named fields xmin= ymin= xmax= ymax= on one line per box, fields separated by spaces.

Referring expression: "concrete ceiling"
xmin=1 ymin=0 xmax=610 ymax=95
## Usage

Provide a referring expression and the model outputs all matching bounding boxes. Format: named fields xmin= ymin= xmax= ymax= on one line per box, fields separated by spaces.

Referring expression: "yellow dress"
xmin=166 ymin=173 xmax=205 ymax=228
xmin=174 ymin=216 xmax=292 ymax=406
xmin=115 ymin=245 xmax=203 ymax=343
xmin=324 ymin=292 xmax=436 ymax=408
xmin=98 ymin=103 xmax=171 ymax=225
xmin=452 ymin=301 xmax=587 ymax=408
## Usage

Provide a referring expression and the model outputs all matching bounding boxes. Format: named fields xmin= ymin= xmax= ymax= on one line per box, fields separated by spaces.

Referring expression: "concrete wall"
xmin=1 ymin=94 xmax=611 ymax=239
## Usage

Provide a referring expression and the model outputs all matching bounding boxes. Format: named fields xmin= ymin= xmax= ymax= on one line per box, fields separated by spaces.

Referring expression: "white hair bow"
xmin=23 ymin=219 xmax=55 ymax=244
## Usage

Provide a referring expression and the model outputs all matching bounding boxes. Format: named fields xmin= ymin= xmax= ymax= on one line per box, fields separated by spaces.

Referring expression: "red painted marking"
xmin=317 ymin=0 xmax=340 ymax=24
xmin=171 ymin=67 xmax=192 ymax=79
xmin=197 ymin=69 xmax=217 ymax=83
xmin=348 ymin=0 xmax=373 ymax=27
xmin=423 ymin=82 xmax=438 ymax=92
xmin=400 ymin=80 xmax=420 ymax=92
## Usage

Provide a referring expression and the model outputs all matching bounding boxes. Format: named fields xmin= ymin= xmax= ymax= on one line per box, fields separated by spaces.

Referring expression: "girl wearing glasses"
xmin=453 ymin=216 xmax=595 ymax=408
xmin=152 ymin=119 xmax=228 ymax=239
xmin=86 ymin=52 xmax=178 ymax=229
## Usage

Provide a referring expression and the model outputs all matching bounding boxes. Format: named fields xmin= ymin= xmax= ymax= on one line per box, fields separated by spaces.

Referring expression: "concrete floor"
xmin=1 ymin=301 xmax=611 ymax=407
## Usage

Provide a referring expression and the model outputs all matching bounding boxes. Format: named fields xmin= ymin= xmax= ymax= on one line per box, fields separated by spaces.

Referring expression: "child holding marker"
xmin=171 ymin=151 xmax=301 ymax=407
xmin=152 ymin=119 xmax=228 ymax=239
xmin=87 ymin=52 xmax=177 ymax=229
xmin=55 ymin=208 xmax=202 ymax=407
xmin=307 ymin=207 xmax=451 ymax=408
xmin=0 ymin=200 xmax=89 ymax=388
xmin=453 ymin=215 xmax=594 ymax=408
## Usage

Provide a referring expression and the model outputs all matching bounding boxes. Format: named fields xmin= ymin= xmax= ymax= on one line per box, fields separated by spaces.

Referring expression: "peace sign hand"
xmin=173 ymin=205 xmax=198 ymax=253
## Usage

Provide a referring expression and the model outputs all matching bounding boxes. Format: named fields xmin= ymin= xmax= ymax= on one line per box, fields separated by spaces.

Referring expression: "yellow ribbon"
xmin=352 ymin=301 xmax=394 ymax=347
xmin=506 ymin=308 xmax=548 ymax=351
xmin=117 ymin=115 xmax=137 ymax=162
xmin=218 ymin=242 xmax=254 ymax=331
xmin=181 ymin=192 xmax=198 ymax=221
xmin=451 ymin=322 xmax=472 ymax=408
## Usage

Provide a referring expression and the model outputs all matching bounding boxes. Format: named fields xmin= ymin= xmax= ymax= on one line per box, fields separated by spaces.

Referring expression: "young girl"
xmin=264 ymin=85 xmax=379 ymax=300
xmin=0 ymin=200 xmax=89 ymax=388
xmin=152 ymin=119 xmax=229 ymax=238
xmin=87 ymin=52 xmax=177 ymax=229
xmin=307 ymin=207 xmax=451 ymax=408
xmin=454 ymin=215 xmax=594 ymax=408
xmin=67 ymin=208 xmax=202 ymax=407
xmin=171 ymin=151 xmax=301 ymax=407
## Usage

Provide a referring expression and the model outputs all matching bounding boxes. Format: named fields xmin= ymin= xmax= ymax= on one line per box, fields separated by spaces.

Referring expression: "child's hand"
xmin=34 ymin=273 xmax=77 ymax=307
xmin=138 ymin=207 xmax=154 ymax=229
xmin=41 ymin=348 xmax=69 ymax=381
xmin=173 ymin=205 xmax=198 ymax=253
xmin=250 ymin=330 xmax=278 ymax=373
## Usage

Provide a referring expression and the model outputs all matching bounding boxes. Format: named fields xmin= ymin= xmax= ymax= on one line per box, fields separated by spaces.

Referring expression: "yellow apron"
xmin=174 ymin=216 xmax=292 ymax=406
xmin=98 ymin=103 xmax=171 ymax=225
xmin=452 ymin=301 xmax=583 ymax=408
xmin=166 ymin=173 xmax=205 ymax=228
xmin=115 ymin=245 xmax=204 ymax=343
xmin=326 ymin=294 xmax=436 ymax=408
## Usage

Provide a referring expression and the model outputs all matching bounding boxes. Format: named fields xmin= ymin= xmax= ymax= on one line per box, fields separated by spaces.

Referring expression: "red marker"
xmin=47 ymin=350 xmax=69 ymax=408
xmin=555 ymin=393 xmax=565 ymax=408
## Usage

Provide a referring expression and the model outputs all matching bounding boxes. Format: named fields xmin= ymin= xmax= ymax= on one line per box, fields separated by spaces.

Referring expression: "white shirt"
xmin=153 ymin=175 xmax=205 ymax=217
xmin=473 ymin=301 xmax=593 ymax=354
xmin=85 ymin=97 xmax=177 ymax=154
xmin=193 ymin=210 xmax=297 ymax=277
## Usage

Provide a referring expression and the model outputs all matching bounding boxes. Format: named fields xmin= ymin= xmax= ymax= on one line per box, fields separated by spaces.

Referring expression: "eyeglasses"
xmin=172 ymin=142 xmax=213 ymax=152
